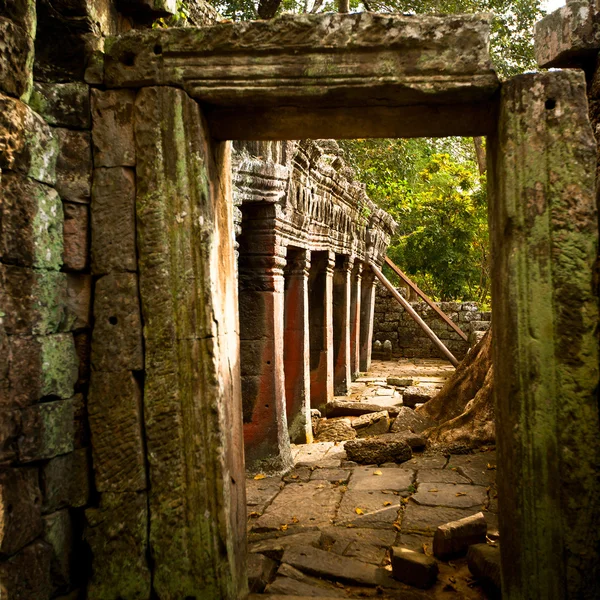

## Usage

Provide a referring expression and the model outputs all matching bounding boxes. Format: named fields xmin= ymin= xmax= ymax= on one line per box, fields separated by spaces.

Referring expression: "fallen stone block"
xmin=433 ymin=511 xmax=487 ymax=559
xmin=344 ymin=436 xmax=412 ymax=465
xmin=390 ymin=406 xmax=435 ymax=434
xmin=387 ymin=376 xmax=414 ymax=387
xmin=248 ymin=553 xmax=278 ymax=593
xmin=315 ymin=418 xmax=356 ymax=442
xmin=402 ymin=386 xmax=438 ymax=408
xmin=326 ymin=400 xmax=400 ymax=418
xmin=378 ymin=431 xmax=426 ymax=450
xmin=391 ymin=546 xmax=438 ymax=588
xmin=352 ymin=410 xmax=390 ymax=437
xmin=467 ymin=543 xmax=501 ymax=592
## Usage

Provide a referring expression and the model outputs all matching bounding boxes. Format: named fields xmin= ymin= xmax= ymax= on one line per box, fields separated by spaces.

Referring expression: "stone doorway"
xmin=87 ymin=10 xmax=599 ymax=599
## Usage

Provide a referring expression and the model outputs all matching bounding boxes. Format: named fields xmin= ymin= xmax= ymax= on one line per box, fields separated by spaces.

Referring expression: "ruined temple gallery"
xmin=0 ymin=1 xmax=599 ymax=599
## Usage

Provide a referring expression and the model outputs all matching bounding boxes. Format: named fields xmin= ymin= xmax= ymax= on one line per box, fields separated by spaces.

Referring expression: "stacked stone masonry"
xmin=373 ymin=284 xmax=491 ymax=361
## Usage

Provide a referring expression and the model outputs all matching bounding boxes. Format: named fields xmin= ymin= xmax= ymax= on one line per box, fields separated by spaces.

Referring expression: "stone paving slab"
xmin=401 ymin=503 xmax=480 ymax=536
xmin=412 ymin=483 xmax=487 ymax=509
xmin=310 ymin=469 xmax=351 ymax=483
xmin=336 ymin=490 xmax=402 ymax=529
xmin=416 ymin=468 xmax=471 ymax=485
xmin=249 ymin=531 xmax=323 ymax=561
xmin=347 ymin=467 xmax=413 ymax=492
xmin=247 ymin=477 xmax=284 ymax=514
xmin=253 ymin=481 xmax=342 ymax=532
xmin=446 ymin=453 xmax=496 ymax=486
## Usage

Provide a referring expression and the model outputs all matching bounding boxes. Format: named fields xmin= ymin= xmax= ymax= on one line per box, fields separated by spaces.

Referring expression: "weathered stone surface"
xmin=390 ymin=406 xmax=435 ymax=434
xmin=105 ymin=14 xmax=498 ymax=112
xmin=65 ymin=274 xmax=92 ymax=330
xmin=62 ymin=203 xmax=89 ymax=272
xmin=42 ymin=509 xmax=72 ymax=591
xmin=248 ymin=553 xmax=278 ymax=593
xmin=321 ymin=526 xmax=394 ymax=565
xmin=467 ymin=543 xmax=501 ymax=591
xmin=309 ymin=468 xmax=350 ymax=483
xmin=416 ymin=468 xmax=470 ymax=485
xmin=91 ymin=89 xmax=135 ymax=167
xmin=0 ymin=468 xmax=42 ymax=555
xmin=266 ymin=563 xmax=347 ymax=597
xmin=30 ymin=82 xmax=90 ymax=129
xmin=488 ymin=70 xmax=600 ymax=597
xmin=391 ymin=546 xmax=438 ymax=588
xmin=91 ymin=273 xmax=143 ymax=371
xmin=402 ymin=503 xmax=477 ymax=536
xmin=345 ymin=436 xmax=412 ymax=465
xmin=134 ymin=86 xmax=246 ymax=598
xmin=91 ymin=167 xmax=137 ymax=274
xmin=347 ymin=466 xmax=413 ymax=492
xmin=352 ymin=410 xmax=390 ymax=437
xmin=7 ymin=334 xmax=78 ymax=407
xmin=54 ymin=128 xmax=93 ymax=204
xmin=315 ymin=418 xmax=356 ymax=442
xmin=19 ymin=398 xmax=74 ymax=462
xmin=246 ymin=476 xmax=283 ymax=515
xmin=85 ymin=492 xmax=151 ymax=600
xmin=387 ymin=376 xmax=414 ymax=386
xmin=88 ymin=371 xmax=146 ymax=492
xmin=0 ymin=540 xmax=52 ymax=600
xmin=432 ymin=511 xmax=487 ymax=559
xmin=336 ymin=490 xmax=402 ymax=529
xmin=249 ymin=531 xmax=322 ymax=562
xmin=41 ymin=448 xmax=90 ymax=513
xmin=0 ymin=409 xmax=21 ymax=465
xmin=535 ymin=1 xmax=600 ymax=68
xmin=0 ymin=17 xmax=33 ymax=100
xmin=0 ymin=173 xmax=63 ymax=269
xmin=445 ymin=453 xmax=496 ymax=486
xmin=0 ymin=265 xmax=67 ymax=335
xmin=0 ymin=94 xmax=58 ymax=184
xmin=327 ymin=399 xmax=400 ymax=418
xmin=412 ymin=483 xmax=487 ymax=510
xmin=402 ymin=386 xmax=438 ymax=408
xmin=253 ymin=481 xmax=342 ymax=532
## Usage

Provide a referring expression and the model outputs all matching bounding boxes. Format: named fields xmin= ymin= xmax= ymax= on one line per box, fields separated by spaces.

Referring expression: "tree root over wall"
xmin=417 ymin=329 xmax=494 ymax=452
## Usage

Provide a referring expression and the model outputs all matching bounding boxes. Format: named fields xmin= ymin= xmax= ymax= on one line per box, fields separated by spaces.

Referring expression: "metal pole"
xmin=370 ymin=264 xmax=459 ymax=367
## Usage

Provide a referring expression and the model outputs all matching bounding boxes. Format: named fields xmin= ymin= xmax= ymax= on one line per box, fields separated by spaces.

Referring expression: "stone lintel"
xmin=535 ymin=1 xmax=600 ymax=68
xmin=105 ymin=13 xmax=498 ymax=126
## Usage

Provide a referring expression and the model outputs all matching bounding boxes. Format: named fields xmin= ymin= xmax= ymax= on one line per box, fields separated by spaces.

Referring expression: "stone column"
xmin=350 ymin=262 xmax=363 ymax=380
xmin=488 ymin=71 xmax=600 ymax=599
xmin=359 ymin=267 xmax=376 ymax=372
xmin=239 ymin=243 xmax=293 ymax=474
xmin=283 ymin=248 xmax=313 ymax=444
xmin=134 ymin=86 xmax=247 ymax=600
xmin=333 ymin=255 xmax=353 ymax=395
xmin=309 ymin=251 xmax=335 ymax=413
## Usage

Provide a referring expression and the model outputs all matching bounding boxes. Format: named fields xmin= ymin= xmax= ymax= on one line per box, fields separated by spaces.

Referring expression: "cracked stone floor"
xmin=246 ymin=359 xmax=498 ymax=599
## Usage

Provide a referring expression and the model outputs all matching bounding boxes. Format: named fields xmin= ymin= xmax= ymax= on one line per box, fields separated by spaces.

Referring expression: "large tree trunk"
xmin=416 ymin=329 xmax=494 ymax=451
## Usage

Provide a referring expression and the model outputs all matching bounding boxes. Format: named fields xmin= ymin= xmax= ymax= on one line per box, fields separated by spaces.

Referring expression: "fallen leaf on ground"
xmin=383 ymin=501 xmax=392 ymax=506
xmin=290 ymin=474 xmax=299 ymax=479
xmin=487 ymin=463 xmax=496 ymax=470
xmin=456 ymin=492 xmax=467 ymax=497
xmin=291 ymin=516 xmax=299 ymax=523
xmin=346 ymin=523 xmax=357 ymax=528
xmin=428 ymin=489 xmax=439 ymax=493
xmin=393 ymin=523 xmax=401 ymax=531
xmin=253 ymin=474 xmax=266 ymax=480
xmin=355 ymin=507 xmax=364 ymax=515
xmin=280 ymin=524 xmax=288 ymax=531
xmin=248 ymin=511 xmax=260 ymax=518
xmin=373 ymin=470 xmax=383 ymax=476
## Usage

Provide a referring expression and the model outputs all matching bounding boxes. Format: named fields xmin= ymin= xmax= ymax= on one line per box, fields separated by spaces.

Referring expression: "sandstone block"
xmin=65 ymin=274 xmax=92 ymax=331
xmin=433 ymin=511 xmax=487 ymax=559
xmin=54 ymin=128 xmax=92 ymax=204
xmin=7 ymin=334 xmax=78 ymax=408
xmin=402 ymin=385 xmax=438 ymax=408
xmin=62 ymin=203 xmax=89 ymax=272
xmin=0 ymin=409 xmax=20 ymax=465
xmin=0 ymin=468 xmax=42 ymax=555
xmin=88 ymin=371 xmax=146 ymax=492
xmin=91 ymin=273 xmax=143 ymax=372
xmin=0 ymin=94 xmax=58 ymax=184
xmin=467 ymin=543 xmax=501 ymax=592
xmin=390 ymin=406 xmax=435 ymax=434
xmin=387 ymin=376 xmax=413 ymax=386
xmin=315 ymin=417 xmax=356 ymax=442
xmin=391 ymin=546 xmax=438 ymax=588
xmin=73 ymin=331 xmax=91 ymax=390
xmin=85 ymin=492 xmax=151 ymax=600
xmin=91 ymin=167 xmax=137 ymax=274
xmin=326 ymin=399 xmax=399 ymax=418
xmin=0 ymin=265 xmax=67 ymax=335
xmin=344 ymin=436 xmax=412 ymax=465
xmin=0 ymin=0 xmax=36 ymax=32
xmin=19 ymin=397 xmax=75 ymax=462
xmin=0 ymin=540 xmax=52 ymax=600
xmin=247 ymin=553 xmax=278 ymax=593
xmin=0 ymin=17 xmax=33 ymax=100
xmin=0 ymin=173 xmax=63 ymax=269
xmin=91 ymin=89 xmax=136 ymax=167
xmin=41 ymin=448 xmax=90 ymax=513
xmin=29 ymin=82 xmax=90 ymax=129
xmin=352 ymin=410 xmax=390 ymax=438
xmin=42 ymin=509 xmax=72 ymax=592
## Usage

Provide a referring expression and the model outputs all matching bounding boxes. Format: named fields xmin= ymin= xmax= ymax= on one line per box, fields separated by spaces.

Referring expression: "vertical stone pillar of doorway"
xmin=350 ymin=261 xmax=363 ymax=380
xmin=309 ymin=251 xmax=335 ymax=413
xmin=283 ymin=248 xmax=313 ymax=444
xmin=359 ymin=266 xmax=376 ymax=372
xmin=239 ymin=246 xmax=293 ymax=474
xmin=333 ymin=255 xmax=354 ymax=395
xmin=133 ymin=86 xmax=247 ymax=599
xmin=488 ymin=70 xmax=600 ymax=598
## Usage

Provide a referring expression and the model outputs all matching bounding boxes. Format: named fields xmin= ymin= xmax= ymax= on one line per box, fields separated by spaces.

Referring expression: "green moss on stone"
xmin=40 ymin=334 xmax=78 ymax=399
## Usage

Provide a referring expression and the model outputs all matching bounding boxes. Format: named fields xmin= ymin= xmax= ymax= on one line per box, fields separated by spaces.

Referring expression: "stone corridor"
xmin=246 ymin=360 xmax=499 ymax=598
